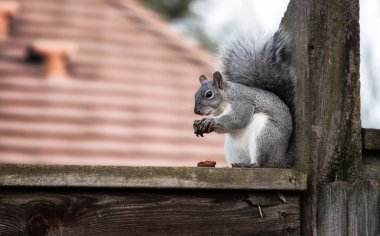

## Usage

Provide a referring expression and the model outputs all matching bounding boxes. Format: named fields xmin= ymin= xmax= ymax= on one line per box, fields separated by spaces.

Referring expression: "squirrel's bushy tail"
xmin=220 ymin=29 xmax=294 ymax=117
xmin=221 ymin=29 xmax=296 ymax=165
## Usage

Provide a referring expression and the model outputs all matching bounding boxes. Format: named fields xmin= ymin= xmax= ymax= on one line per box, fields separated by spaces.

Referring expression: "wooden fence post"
xmin=281 ymin=0 xmax=362 ymax=235
xmin=317 ymin=182 xmax=351 ymax=236
xmin=317 ymin=181 xmax=378 ymax=236
xmin=348 ymin=181 xmax=379 ymax=236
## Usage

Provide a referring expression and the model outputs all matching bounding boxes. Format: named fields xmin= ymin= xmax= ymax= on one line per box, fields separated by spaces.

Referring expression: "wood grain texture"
xmin=362 ymin=137 xmax=380 ymax=235
xmin=348 ymin=181 xmax=379 ymax=236
xmin=363 ymin=150 xmax=380 ymax=179
xmin=0 ymin=189 xmax=301 ymax=236
xmin=371 ymin=180 xmax=380 ymax=236
xmin=317 ymin=181 xmax=379 ymax=236
xmin=317 ymin=182 xmax=351 ymax=236
xmin=282 ymin=0 xmax=361 ymax=190
xmin=363 ymin=129 xmax=380 ymax=150
xmin=0 ymin=164 xmax=307 ymax=190
xmin=281 ymin=0 xmax=361 ymax=235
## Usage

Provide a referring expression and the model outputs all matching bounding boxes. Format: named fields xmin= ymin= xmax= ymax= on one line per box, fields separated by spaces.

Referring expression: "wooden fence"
xmin=0 ymin=129 xmax=378 ymax=235
xmin=0 ymin=166 xmax=306 ymax=235
xmin=1 ymin=0 xmax=380 ymax=235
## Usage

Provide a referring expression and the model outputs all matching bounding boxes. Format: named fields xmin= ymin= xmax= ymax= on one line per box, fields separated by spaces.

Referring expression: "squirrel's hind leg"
xmin=253 ymin=119 xmax=290 ymax=168
xmin=247 ymin=113 xmax=271 ymax=167
xmin=231 ymin=163 xmax=258 ymax=168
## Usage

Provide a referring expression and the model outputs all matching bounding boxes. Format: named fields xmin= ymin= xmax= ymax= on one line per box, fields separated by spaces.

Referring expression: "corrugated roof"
xmin=0 ymin=0 xmax=226 ymax=166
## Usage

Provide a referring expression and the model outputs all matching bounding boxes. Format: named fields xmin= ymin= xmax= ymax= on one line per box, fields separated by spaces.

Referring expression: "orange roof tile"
xmin=0 ymin=0 xmax=226 ymax=166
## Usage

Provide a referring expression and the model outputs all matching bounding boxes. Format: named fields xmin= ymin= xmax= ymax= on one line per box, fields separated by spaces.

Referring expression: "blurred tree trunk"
xmin=281 ymin=0 xmax=362 ymax=235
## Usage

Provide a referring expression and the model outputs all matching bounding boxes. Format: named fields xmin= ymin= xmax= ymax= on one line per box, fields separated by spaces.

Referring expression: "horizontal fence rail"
xmin=0 ymin=164 xmax=307 ymax=190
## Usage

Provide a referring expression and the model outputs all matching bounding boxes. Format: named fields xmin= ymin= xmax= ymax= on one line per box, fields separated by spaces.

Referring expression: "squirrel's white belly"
xmin=224 ymin=113 xmax=269 ymax=165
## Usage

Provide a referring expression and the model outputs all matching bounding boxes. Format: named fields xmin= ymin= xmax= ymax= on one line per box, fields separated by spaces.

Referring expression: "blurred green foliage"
xmin=139 ymin=0 xmax=192 ymax=20
xmin=138 ymin=0 xmax=216 ymax=51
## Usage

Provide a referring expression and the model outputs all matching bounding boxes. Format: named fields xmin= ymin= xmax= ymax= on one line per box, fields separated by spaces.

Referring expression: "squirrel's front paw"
xmin=193 ymin=118 xmax=215 ymax=137
xmin=193 ymin=119 xmax=205 ymax=137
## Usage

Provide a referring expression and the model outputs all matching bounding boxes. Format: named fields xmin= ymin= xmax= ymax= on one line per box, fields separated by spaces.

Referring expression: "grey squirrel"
xmin=193 ymin=29 xmax=295 ymax=168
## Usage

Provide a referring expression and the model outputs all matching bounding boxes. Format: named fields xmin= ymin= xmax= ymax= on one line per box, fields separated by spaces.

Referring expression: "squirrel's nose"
xmin=194 ymin=107 xmax=201 ymax=115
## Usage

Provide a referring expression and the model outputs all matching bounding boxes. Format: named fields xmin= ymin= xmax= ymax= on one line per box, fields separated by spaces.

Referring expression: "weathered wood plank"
xmin=362 ymin=180 xmax=380 ymax=236
xmin=0 ymin=189 xmax=301 ymax=236
xmin=281 ymin=0 xmax=361 ymax=235
xmin=282 ymin=0 xmax=362 ymax=184
xmin=348 ymin=181 xmax=379 ymax=236
xmin=363 ymin=150 xmax=380 ymax=179
xmin=363 ymin=129 xmax=380 ymax=150
xmin=374 ymin=180 xmax=380 ymax=236
xmin=318 ymin=182 xmax=351 ymax=236
xmin=0 ymin=164 xmax=307 ymax=190
xmin=317 ymin=181 xmax=379 ymax=236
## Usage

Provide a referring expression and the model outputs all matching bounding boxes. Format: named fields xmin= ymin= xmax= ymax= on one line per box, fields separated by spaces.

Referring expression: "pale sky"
xmin=360 ymin=0 xmax=380 ymax=128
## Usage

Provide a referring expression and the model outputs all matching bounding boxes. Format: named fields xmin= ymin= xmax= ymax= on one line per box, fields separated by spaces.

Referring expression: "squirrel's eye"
xmin=205 ymin=90 xmax=214 ymax=99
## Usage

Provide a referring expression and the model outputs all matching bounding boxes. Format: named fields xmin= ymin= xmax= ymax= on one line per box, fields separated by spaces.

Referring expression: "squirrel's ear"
xmin=199 ymin=75 xmax=208 ymax=84
xmin=213 ymin=71 xmax=223 ymax=89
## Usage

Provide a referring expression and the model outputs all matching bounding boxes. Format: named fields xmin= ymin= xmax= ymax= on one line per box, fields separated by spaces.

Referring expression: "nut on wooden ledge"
xmin=197 ymin=160 xmax=216 ymax=167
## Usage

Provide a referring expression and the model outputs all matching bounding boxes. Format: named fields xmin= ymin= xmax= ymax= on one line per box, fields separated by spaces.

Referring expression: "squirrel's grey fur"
xmin=221 ymin=29 xmax=294 ymax=118
xmin=193 ymin=29 xmax=295 ymax=168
